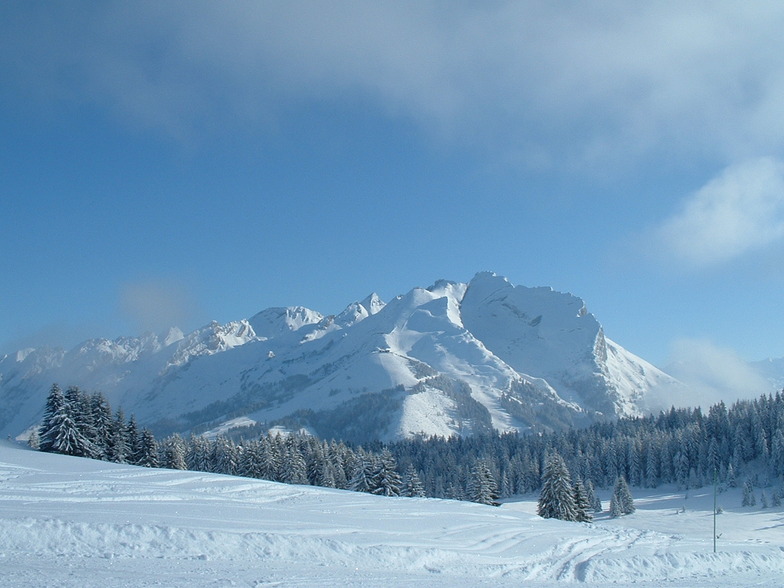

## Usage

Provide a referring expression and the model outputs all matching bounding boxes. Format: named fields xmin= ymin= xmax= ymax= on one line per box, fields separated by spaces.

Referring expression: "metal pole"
xmin=713 ymin=468 xmax=717 ymax=553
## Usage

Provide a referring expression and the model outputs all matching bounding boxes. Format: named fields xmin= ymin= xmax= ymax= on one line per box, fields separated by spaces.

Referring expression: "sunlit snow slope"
xmin=0 ymin=273 xmax=681 ymax=440
xmin=1 ymin=441 xmax=782 ymax=587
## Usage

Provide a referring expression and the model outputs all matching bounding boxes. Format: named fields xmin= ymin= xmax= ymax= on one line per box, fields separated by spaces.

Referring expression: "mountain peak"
xmin=0 ymin=272 xmax=683 ymax=441
xmin=359 ymin=292 xmax=385 ymax=315
xmin=248 ymin=306 xmax=324 ymax=340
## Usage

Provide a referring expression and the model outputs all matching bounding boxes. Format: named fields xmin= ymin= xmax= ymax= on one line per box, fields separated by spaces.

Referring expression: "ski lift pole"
xmin=713 ymin=468 xmax=717 ymax=553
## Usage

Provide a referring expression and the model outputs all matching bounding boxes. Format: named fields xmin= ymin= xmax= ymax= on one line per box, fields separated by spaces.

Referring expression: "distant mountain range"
xmin=1 ymin=272 xmax=693 ymax=442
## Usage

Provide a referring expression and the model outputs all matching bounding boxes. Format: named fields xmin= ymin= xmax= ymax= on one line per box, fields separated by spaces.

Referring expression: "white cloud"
xmin=649 ymin=157 xmax=784 ymax=267
xmin=5 ymin=2 xmax=784 ymax=167
xmin=661 ymin=338 xmax=771 ymax=409
xmin=119 ymin=279 xmax=198 ymax=334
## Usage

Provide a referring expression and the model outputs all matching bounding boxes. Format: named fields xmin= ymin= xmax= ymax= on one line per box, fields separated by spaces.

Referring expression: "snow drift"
xmin=1 ymin=441 xmax=782 ymax=587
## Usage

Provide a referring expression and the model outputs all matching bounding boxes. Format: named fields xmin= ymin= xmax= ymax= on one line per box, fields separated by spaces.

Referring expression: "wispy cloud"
xmin=119 ymin=279 xmax=198 ymax=334
xmin=660 ymin=338 xmax=771 ymax=409
xmin=647 ymin=157 xmax=784 ymax=267
xmin=5 ymin=2 xmax=784 ymax=168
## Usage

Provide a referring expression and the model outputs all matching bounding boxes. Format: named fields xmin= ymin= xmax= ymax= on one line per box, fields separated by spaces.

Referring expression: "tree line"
xmin=32 ymin=384 xmax=410 ymax=497
xmin=32 ymin=383 xmax=784 ymax=512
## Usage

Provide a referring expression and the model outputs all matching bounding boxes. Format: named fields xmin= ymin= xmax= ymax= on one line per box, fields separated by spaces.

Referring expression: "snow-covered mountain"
xmin=752 ymin=356 xmax=784 ymax=392
xmin=0 ymin=272 xmax=680 ymax=441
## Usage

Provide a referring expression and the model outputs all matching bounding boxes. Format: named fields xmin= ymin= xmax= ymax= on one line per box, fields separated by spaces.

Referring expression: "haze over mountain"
xmin=2 ymin=273 xmax=683 ymax=441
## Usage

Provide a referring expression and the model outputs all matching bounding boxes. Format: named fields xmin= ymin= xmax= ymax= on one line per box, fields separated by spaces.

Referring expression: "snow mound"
xmin=1 ymin=441 xmax=782 ymax=587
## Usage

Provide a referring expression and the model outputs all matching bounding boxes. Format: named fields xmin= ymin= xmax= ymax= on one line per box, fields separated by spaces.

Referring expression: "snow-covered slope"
xmin=1 ymin=441 xmax=782 ymax=587
xmin=752 ymin=356 xmax=784 ymax=391
xmin=0 ymin=273 xmax=682 ymax=440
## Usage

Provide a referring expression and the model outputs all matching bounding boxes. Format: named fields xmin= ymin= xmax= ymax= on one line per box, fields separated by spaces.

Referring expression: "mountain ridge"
xmin=1 ymin=272 xmax=682 ymax=441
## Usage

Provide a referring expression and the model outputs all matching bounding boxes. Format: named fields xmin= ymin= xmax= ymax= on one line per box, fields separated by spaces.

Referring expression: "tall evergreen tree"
xmin=279 ymin=436 xmax=308 ymax=484
xmin=402 ymin=465 xmax=426 ymax=498
xmin=212 ymin=436 xmax=239 ymax=475
xmin=573 ymin=479 xmax=593 ymax=522
xmin=89 ymin=392 xmax=113 ymax=460
xmin=136 ymin=429 xmax=159 ymax=468
xmin=349 ymin=451 xmax=375 ymax=493
xmin=305 ymin=440 xmax=328 ymax=486
xmin=585 ymin=479 xmax=602 ymax=513
xmin=238 ymin=440 xmax=262 ymax=478
xmin=42 ymin=397 xmax=92 ymax=457
xmin=186 ymin=434 xmax=212 ymax=472
xmin=538 ymin=452 xmax=578 ymax=521
xmin=125 ymin=415 xmax=141 ymax=465
xmin=107 ymin=409 xmax=130 ymax=464
xmin=257 ymin=435 xmax=281 ymax=481
xmin=609 ymin=476 xmax=635 ymax=517
xmin=27 ymin=427 xmax=40 ymax=450
xmin=370 ymin=450 xmax=402 ymax=497
xmin=742 ymin=479 xmax=756 ymax=507
xmin=38 ymin=384 xmax=65 ymax=453
xmin=63 ymin=386 xmax=96 ymax=457
xmin=467 ymin=460 xmax=499 ymax=505
xmin=160 ymin=434 xmax=187 ymax=470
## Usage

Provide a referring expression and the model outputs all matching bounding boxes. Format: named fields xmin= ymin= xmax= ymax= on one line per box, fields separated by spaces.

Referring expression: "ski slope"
xmin=1 ymin=441 xmax=782 ymax=587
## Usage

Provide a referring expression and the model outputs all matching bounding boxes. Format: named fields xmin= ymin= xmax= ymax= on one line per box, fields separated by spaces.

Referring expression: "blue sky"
xmin=3 ymin=1 xmax=784 ymax=381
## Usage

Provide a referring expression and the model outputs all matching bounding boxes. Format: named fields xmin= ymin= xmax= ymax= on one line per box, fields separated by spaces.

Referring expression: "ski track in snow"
xmin=1 ymin=441 xmax=783 ymax=587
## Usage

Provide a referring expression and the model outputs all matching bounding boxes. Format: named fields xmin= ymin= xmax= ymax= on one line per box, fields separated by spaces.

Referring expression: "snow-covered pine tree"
xmin=402 ymin=465 xmax=426 ymax=498
xmin=257 ymin=435 xmax=281 ymax=481
xmin=160 ymin=434 xmax=187 ymax=470
xmin=349 ymin=451 xmax=375 ymax=493
xmin=237 ymin=440 xmax=261 ymax=478
xmin=726 ymin=463 xmax=737 ymax=488
xmin=585 ymin=479 xmax=601 ymax=513
xmin=63 ymin=386 xmax=97 ymax=458
xmin=279 ymin=436 xmax=308 ymax=484
xmin=136 ymin=429 xmax=159 ymax=468
xmin=125 ymin=415 xmax=141 ymax=465
xmin=305 ymin=440 xmax=327 ymax=486
xmin=742 ymin=479 xmax=756 ymax=506
xmin=316 ymin=441 xmax=336 ymax=488
xmin=38 ymin=383 xmax=65 ymax=452
xmin=320 ymin=461 xmax=338 ymax=489
xmin=467 ymin=460 xmax=499 ymax=505
xmin=772 ymin=487 xmax=783 ymax=508
xmin=771 ymin=428 xmax=784 ymax=478
xmin=42 ymin=393 xmax=93 ymax=457
xmin=609 ymin=476 xmax=635 ymax=517
xmin=186 ymin=434 xmax=212 ymax=472
xmin=212 ymin=436 xmax=239 ymax=475
xmin=609 ymin=493 xmax=623 ymax=518
xmin=89 ymin=392 xmax=113 ymax=460
xmin=674 ymin=451 xmax=689 ymax=489
xmin=107 ymin=409 xmax=130 ymax=464
xmin=27 ymin=427 xmax=40 ymax=449
xmin=537 ymin=452 xmax=578 ymax=521
xmin=573 ymin=479 xmax=593 ymax=522
xmin=645 ymin=446 xmax=659 ymax=488
xmin=327 ymin=440 xmax=350 ymax=489
xmin=370 ymin=450 xmax=402 ymax=497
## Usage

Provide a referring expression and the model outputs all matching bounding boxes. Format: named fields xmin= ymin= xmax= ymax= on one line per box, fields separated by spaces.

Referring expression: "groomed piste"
xmin=1 ymin=440 xmax=782 ymax=587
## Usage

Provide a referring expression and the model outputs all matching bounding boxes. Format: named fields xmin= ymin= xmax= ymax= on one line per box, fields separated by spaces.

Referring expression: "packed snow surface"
xmin=1 ymin=441 xmax=782 ymax=587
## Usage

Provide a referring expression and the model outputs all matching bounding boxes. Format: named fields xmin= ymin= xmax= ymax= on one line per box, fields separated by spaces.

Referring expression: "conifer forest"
xmin=34 ymin=383 xmax=784 ymax=515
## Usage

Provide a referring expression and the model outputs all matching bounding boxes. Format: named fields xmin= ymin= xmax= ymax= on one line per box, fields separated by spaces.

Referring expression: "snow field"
xmin=1 ymin=441 xmax=783 ymax=587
